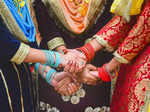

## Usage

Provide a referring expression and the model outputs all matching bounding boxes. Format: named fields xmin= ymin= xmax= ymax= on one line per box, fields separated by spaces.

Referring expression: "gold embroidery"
xmin=114 ymin=52 xmax=129 ymax=63
xmin=47 ymin=37 xmax=65 ymax=50
xmin=0 ymin=0 xmax=29 ymax=43
xmin=0 ymin=69 xmax=14 ymax=112
xmin=94 ymin=35 xmax=114 ymax=52
xmin=117 ymin=14 xmax=150 ymax=62
xmin=11 ymin=43 xmax=30 ymax=64
xmin=128 ymin=55 xmax=150 ymax=112
xmin=13 ymin=64 xmax=24 ymax=112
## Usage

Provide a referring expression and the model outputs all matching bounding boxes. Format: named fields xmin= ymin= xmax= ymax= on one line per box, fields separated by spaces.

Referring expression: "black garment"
xmin=0 ymin=19 xmax=38 ymax=112
xmin=34 ymin=0 xmax=113 ymax=111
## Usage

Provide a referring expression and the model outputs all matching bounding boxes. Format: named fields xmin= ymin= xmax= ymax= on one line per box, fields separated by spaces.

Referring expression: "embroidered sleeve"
xmin=114 ymin=3 xmax=150 ymax=63
xmin=47 ymin=37 xmax=65 ymax=50
xmin=94 ymin=16 xmax=132 ymax=52
xmin=11 ymin=43 xmax=30 ymax=64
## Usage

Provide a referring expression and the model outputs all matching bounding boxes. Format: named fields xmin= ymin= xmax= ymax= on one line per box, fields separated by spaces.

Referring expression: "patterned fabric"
xmin=111 ymin=45 xmax=150 ymax=112
xmin=110 ymin=1 xmax=150 ymax=112
xmin=115 ymin=2 xmax=150 ymax=63
xmin=3 ymin=0 xmax=35 ymax=42
xmin=42 ymin=0 xmax=106 ymax=34
xmin=95 ymin=16 xmax=132 ymax=51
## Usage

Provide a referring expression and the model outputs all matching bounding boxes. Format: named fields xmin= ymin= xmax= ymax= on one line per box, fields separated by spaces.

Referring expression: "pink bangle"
xmin=98 ymin=64 xmax=111 ymax=82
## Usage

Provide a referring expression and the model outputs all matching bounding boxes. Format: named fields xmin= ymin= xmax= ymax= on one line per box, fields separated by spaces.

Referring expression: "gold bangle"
xmin=47 ymin=37 xmax=65 ymax=50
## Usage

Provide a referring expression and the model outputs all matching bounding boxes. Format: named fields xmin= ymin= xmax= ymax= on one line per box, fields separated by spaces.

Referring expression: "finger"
xmin=55 ymin=77 xmax=70 ymax=91
xmin=86 ymin=64 xmax=97 ymax=71
xmin=69 ymin=60 xmax=76 ymax=73
xmin=58 ymin=86 xmax=69 ymax=96
xmin=64 ymin=61 xmax=72 ymax=72
xmin=74 ymin=62 xmax=79 ymax=73
xmin=86 ymin=81 xmax=97 ymax=85
xmin=68 ymin=83 xmax=76 ymax=95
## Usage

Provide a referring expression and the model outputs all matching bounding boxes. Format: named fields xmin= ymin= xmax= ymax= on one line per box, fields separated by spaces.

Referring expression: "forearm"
xmin=89 ymin=39 xmax=103 ymax=52
xmin=24 ymin=47 xmax=46 ymax=64
xmin=56 ymin=45 xmax=67 ymax=51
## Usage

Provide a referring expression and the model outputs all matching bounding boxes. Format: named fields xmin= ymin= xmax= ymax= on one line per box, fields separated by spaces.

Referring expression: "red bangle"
xmin=98 ymin=64 xmax=111 ymax=82
xmin=77 ymin=43 xmax=95 ymax=62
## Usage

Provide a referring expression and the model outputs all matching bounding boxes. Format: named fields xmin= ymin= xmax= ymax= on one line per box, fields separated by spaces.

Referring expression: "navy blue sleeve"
xmin=0 ymin=26 xmax=20 ymax=64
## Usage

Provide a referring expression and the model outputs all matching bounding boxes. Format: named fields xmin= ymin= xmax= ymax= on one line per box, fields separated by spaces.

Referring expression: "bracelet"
xmin=34 ymin=63 xmax=40 ymax=73
xmin=58 ymin=49 xmax=68 ymax=54
xmin=97 ymin=64 xmax=111 ymax=82
xmin=77 ymin=43 xmax=95 ymax=62
xmin=34 ymin=63 xmax=57 ymax=85
xmin=46 ymin=69 xmax=56 ymax=85
xmin=43 ymin=50 xmax=61 ymax=68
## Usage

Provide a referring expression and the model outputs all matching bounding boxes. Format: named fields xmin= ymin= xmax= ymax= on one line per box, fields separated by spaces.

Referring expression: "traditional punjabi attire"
xmin=33 ymin=0 xmax=113 ymax=111
xmin=94 ymin=0 xmax=150 ymax=111
xmin=0 ymin=0 xmax=39 ymax=111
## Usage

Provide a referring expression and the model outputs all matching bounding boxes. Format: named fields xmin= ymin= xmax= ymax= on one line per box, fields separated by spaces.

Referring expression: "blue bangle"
xmin=34 ymin=63 xmax=40 ymax=73
xmin=54 ymin=52 xmax=60 ymax=68
xmin=46 ymin=69 xmax=56 ymax=85
xmin=43 ymin=50 xmax=61 ymax=68
xmin=41 ymin=65 xmax=47 ymax=76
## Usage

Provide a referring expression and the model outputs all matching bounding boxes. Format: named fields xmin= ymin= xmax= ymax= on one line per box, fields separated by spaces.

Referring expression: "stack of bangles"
xmin=42 ymin=50 xmax=61 ymax=68
xmin=35 ymin=63 xmax=56 ymax=85
xmin=76 ymin=43 xmax=95 ymax=62
xmin=97 ymin=64 xmax=119 ymax=82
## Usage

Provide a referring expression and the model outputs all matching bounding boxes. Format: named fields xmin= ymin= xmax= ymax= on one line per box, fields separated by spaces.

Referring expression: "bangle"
xmin=43 ymin=50 xmax=61 ymax=68
xmin=58 ymin=49 xmax=68 ymax=54
xmin=77 ymin=43 xmax=95 ymax=62
xmin=34 ymin=63 xmax=40 ymax=73
xmin=46 ymin=69 xmax=56 ymax=85
xmin=98 ymin=64 xmax=111 ymax=82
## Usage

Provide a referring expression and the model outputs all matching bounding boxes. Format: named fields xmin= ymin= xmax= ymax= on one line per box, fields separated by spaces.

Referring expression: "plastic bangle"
xmin=46 ymin=69 xmax=56 ymax=85
xmin=43 ymin=50 xmax=61 ymax=68
xmin=34 ymin=63 xmax=40 ymax=73
xmin=77 ymin=43 xmax=95 ymax=62
xmin=98 ymin=64 xmax=111 ymax=82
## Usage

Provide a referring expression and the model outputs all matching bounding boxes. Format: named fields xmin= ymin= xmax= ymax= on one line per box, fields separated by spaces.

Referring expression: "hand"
xmin=36 ymin=64 xmax=80 ymax=96
xmin=77 ymin=64 xmax=99 ymax=85
xmin=52 ymin=72 xmax=81 ymax=96
xmin=61 ymin=49 xmax=87 ymax=73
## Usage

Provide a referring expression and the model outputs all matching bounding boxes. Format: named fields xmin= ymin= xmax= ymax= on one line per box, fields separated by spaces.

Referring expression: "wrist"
xmin=90 ymin=39 xmax=103 ymax=52
xmin=76 ymin=43 xmax=95 ymax=62
xmin=107 ymin=58 xmax=121 ymax=73
xmin=56 ymin=45 xmax=67 ymax=51
xmin=97 ymin=64 xmax=111 ymax=82
xmin=43 ymin=50 xmax=61 ymax=68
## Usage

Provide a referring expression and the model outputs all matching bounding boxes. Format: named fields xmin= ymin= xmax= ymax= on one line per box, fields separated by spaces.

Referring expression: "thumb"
xmin=86 ymin=64 xmax=97 ymax=71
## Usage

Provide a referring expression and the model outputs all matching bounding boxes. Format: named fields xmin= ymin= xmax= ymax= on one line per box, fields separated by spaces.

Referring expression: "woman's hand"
xmin=51 ymin=72 xmax=81 ymax=96
xmin=61 ymin=49 xmax=87 ymax=73
xmin=77 ymin=64 xmax=99 ymax=85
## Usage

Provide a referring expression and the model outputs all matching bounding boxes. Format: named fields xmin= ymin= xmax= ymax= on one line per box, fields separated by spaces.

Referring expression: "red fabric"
xmin=111 ymin=45 xmax=150 ymax=112
xmin=111 ymin=2 xmax=150 ymax=112
xmin=96 ymin=16 xmax=133 ymax=50
xmin=116 ymin=1 xmax=150 ymax=62
xmin=98 ymin=64 xmax=111 ymax=82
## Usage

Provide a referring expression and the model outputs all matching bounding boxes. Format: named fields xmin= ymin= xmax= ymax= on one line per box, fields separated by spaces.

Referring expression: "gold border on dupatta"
xmin=0 ymin=0 xmax=29 ymax=43
xmin=42 ymin=0 xmax=106 ymax=34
